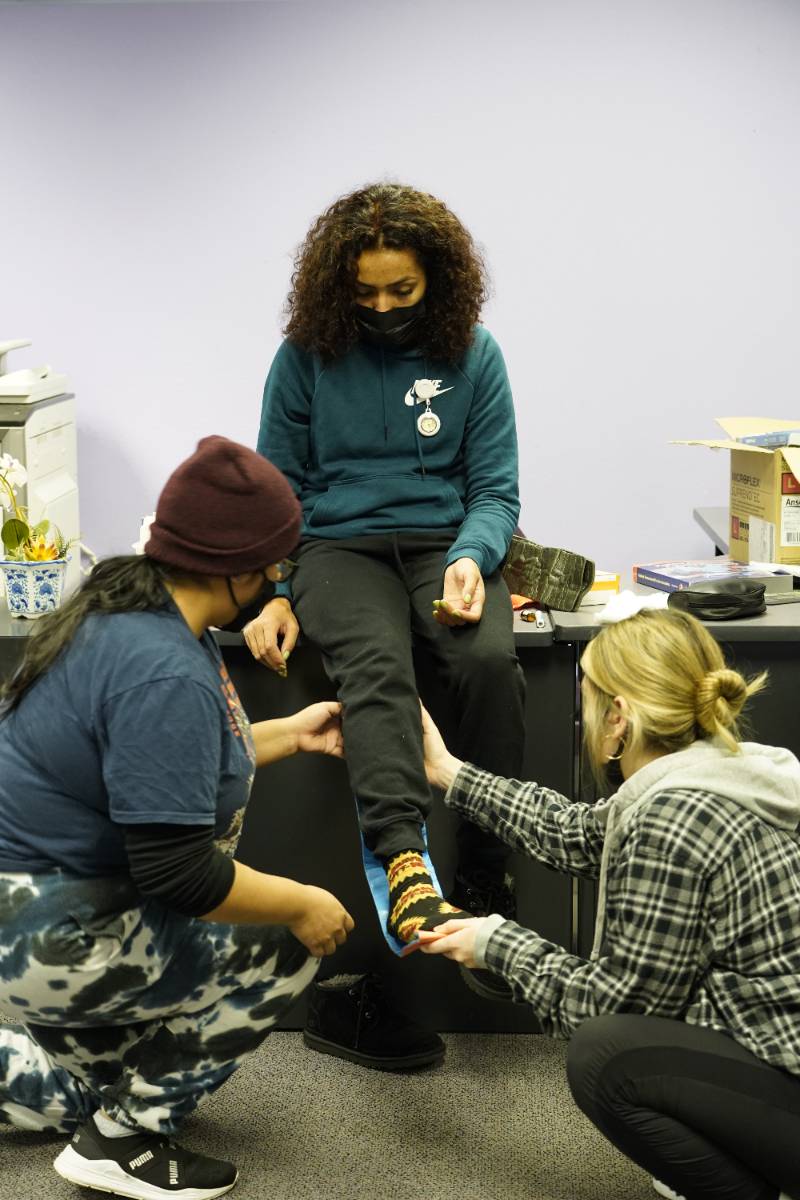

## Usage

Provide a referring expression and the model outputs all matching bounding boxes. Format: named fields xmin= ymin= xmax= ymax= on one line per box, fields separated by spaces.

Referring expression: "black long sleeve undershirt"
xmin=123 ymin=823 xmax=235 ymax=918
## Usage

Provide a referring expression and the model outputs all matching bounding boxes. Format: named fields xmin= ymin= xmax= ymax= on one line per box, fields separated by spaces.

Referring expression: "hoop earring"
xmin=604 ymin=737 xmax=626 ymax=762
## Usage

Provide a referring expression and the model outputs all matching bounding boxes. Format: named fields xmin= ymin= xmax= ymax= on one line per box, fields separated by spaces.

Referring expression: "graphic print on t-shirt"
xmin=218 ymin=661 xmax=256 ymax=765
xmin=215 ymin=660 xmax=256 ymax=857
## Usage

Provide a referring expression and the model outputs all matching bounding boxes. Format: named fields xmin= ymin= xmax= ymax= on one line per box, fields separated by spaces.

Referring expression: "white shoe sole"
xmin=53 ymin=1143 xmax=237 ymax=1199
xmin=652 ymin=1178 xmax=685 ymax=1200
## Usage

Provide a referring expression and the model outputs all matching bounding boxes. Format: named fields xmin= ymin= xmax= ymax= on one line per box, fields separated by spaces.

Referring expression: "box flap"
xmin=672 ymin=436 xmax=800 ymax=478
xmin=783 ymin=446 xmax=800 ymax=480
xmin=715 ymin=417 xmax=800 ymax=438
xmin=671 ymin=438 xmax=771 ymax=453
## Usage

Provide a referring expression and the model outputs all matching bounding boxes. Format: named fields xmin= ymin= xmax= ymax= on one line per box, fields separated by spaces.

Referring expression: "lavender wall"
xmin=2 ymin=0 xmax=799 ymax=577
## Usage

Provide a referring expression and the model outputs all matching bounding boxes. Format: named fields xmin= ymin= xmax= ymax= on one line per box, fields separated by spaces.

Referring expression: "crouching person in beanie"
xmin=0 ymin=436 xmax=354 ymax=1200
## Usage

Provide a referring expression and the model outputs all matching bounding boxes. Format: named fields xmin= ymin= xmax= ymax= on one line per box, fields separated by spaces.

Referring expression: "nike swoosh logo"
xmin=404 ymin=386 xmax=454 ymax=406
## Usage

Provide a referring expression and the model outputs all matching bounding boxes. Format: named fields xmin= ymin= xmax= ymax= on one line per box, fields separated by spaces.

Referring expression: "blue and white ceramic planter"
xmin=0 ymin=559 xmax=68 ymax=618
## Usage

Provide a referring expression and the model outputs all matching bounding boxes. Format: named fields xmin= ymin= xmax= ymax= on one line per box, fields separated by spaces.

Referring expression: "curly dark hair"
xmin=283 ymin=182 xmax=490 ymax=362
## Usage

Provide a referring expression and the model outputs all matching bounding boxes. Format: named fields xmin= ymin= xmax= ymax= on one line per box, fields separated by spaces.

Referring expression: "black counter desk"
xmin=0 ymin=608 xmax=565 ymax=1033
xmin=217 ymin=614 xmax=572 ymax=1033
xmin=2 ymin=601 xmax=797 ymax=1031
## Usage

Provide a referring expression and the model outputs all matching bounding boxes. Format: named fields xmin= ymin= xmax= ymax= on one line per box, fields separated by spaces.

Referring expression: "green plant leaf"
xmin=2 ymin=517 xmax=30 ymax=553
xmin=31 ymin=519 xmax=50 ymax=538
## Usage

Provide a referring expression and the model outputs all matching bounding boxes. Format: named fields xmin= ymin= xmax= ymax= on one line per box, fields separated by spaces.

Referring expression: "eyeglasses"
xmin=265 ymin=558 xmax=298 ymax=583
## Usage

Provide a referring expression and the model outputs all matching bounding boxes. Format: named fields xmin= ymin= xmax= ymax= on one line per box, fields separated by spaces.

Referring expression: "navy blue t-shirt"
xmin=0 ymin=607 xmax=256 ymax=875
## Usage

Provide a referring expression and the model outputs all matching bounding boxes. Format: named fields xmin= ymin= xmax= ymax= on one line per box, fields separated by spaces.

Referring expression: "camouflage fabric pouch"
xmin=502 ymin=534 xmax=596 ymax=611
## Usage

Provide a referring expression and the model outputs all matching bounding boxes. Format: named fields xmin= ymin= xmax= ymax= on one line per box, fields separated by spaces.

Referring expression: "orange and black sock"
xmin=385 ymin=850 xmax=471 ymax=944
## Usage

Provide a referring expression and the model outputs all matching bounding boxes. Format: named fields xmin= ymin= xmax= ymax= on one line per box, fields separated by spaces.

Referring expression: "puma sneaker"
xmin=53 ymin=1116 xmax=238 ymax=1199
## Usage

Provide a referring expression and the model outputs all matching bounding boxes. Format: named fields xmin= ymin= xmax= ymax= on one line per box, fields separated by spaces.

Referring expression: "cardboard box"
xmin=675 ymin=418 xmax=800 ymax=565
xmin=632 ymin=557 xmax=794 ymax=594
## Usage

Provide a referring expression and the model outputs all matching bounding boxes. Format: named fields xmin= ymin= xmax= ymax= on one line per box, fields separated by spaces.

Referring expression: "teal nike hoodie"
xmin=257 ymin=325 xmax=520 ymax=589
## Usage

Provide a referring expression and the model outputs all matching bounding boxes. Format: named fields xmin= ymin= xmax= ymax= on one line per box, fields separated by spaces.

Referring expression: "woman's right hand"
xmin=243 ymin=597 xmax=299 ymax=675
xmin=289 ymin=885 xmax=355 ymax=957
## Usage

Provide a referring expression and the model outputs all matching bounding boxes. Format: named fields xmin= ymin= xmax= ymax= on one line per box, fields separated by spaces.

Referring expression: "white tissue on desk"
xmin=596 ymin=589 xmax=669 ymax=625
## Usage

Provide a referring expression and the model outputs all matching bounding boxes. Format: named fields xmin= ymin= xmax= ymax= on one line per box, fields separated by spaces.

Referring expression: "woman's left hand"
xmin=415 ymin=917 xmax=486 ymax=967
xmin=287 ymin=701 xmax=344 ymax=757
xmin=419 ymin=702 xmax=462 ymax=792
xmin=434 ymin=558 xmax=485 ymax=625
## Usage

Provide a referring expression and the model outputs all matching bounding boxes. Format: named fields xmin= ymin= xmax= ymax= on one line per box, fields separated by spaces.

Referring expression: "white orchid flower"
xmin=0 ymin=452 xmax=27 ymax=492
xmin=132 ymin=513 xmax=156 ymax=555
xmin=0 ymin=452 xmax=27 ymax=513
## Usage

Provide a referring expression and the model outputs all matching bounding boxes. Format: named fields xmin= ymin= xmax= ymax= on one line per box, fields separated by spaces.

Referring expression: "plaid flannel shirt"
xmin=446 ymin=763 xmax=800 ymax=1075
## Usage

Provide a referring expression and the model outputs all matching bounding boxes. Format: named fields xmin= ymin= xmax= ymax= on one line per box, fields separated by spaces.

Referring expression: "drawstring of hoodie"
xmin=379 ymin=345 xmax=428 ymax=475
xmin=410 ymin=357 xmax=428 ymax=477
xmin=380 ymin=348 xmax=388 ymax=443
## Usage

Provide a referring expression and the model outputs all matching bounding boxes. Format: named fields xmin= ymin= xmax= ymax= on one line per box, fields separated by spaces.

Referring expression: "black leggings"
xmin=567 ymin=1014 xmax=800 ymax=1200
xmin=291 ymin=532 xmax=526 ymax=866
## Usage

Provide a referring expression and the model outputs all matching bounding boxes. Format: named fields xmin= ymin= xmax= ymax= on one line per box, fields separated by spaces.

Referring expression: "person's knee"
xmin=566 ymin=1014 xmax=633 ymax=1117
xmin=451 ymin=643 xmax=521 ymax=692
xmin=332 ymin=639 xmax=415 ymax=695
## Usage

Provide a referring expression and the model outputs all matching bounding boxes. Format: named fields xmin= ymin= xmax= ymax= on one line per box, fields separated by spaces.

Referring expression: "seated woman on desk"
xmin=0 ymin=436 xmax=353 ymax=1200
xmin=418 ymin=605 xmax=800 ymax=1200
xmin=247 ymin=183 xmax=525 ymax=965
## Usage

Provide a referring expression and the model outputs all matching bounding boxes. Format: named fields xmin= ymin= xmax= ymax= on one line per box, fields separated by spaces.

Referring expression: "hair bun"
xmin=695 ymin=667 xmax=748 ymax=733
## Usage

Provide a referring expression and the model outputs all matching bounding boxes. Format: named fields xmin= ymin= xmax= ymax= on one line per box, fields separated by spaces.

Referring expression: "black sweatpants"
xmin=567 ymin=1014 xmax=800 ymax=1200
xmin=291 ymin=533 xmax=526 ymax=870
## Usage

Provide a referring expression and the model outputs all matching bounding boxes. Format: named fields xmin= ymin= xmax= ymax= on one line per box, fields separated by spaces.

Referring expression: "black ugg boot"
xmin=448 ymin=869 xmax=517 ymax=1002
xmin=303 ymin=974 xmax=445 ymax=1071
xmin=449 ymin=868 xmax=517 ymax=921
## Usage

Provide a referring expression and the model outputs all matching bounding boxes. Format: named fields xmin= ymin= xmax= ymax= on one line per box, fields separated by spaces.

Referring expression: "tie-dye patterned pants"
xmin=0 ymin=870 xmax=318 ymax=1136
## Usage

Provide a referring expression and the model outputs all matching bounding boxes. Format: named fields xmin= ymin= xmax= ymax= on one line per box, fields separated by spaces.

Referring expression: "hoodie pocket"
xmin=308 ymin=474 xmax=465 ymax=531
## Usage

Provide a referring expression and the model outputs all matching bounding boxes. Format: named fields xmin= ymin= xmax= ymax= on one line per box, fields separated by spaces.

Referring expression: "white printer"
xmin=0 ymin=340 xmax=81 ymax=595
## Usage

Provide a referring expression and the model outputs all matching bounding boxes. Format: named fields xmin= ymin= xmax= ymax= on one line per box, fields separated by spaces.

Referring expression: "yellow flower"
xmin=24 ymin=535 xmax=59 ymax=562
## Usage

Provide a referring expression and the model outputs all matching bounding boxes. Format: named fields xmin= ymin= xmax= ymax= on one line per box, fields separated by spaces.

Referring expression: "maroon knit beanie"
xmin=145 ymin=435 xmax=301 ymax=575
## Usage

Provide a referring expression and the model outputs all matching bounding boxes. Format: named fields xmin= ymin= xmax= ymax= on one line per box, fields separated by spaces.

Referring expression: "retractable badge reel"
xmin=407 ymin=378 xmax=442 ymax=437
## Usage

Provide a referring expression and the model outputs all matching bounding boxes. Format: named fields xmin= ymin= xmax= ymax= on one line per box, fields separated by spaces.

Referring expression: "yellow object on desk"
xmin=579 ymin=571 xmax=620 ymax=607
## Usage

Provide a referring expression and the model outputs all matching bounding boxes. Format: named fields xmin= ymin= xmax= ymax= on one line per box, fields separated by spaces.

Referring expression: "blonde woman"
xmin=418 ymin=606 xmax=800 ymax=1200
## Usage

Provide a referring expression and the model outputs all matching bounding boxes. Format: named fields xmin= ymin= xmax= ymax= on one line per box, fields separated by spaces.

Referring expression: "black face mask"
xmin=355 ymin=297 xmax=426 ymax=350
xmin=226 ymin=571 xmax=272 ymax=617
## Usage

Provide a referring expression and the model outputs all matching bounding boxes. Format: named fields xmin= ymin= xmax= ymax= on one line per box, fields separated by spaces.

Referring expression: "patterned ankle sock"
xmin=93 ymin=1110 xmax=138 ymax=1139
xmin=385 ymin=850 xmax=470 ymax=943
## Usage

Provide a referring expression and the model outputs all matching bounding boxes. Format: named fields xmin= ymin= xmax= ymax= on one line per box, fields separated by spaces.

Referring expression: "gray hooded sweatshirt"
xmin=447 ymin=738 xmax=800 ymax=1072
xmin=591 ymin=737 xmax=800 ymax=958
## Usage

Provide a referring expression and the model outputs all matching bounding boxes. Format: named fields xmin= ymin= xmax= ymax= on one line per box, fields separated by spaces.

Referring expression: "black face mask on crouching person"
xmin=222 ymin=570 xmax=274 ymax=629
xmin=355 ymin=298 xmax=427 ymax=350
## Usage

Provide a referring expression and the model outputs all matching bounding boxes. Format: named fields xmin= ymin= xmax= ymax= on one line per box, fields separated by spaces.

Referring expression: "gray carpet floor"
xmin=1 ymin=1032 xmax=653 ymax=1200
